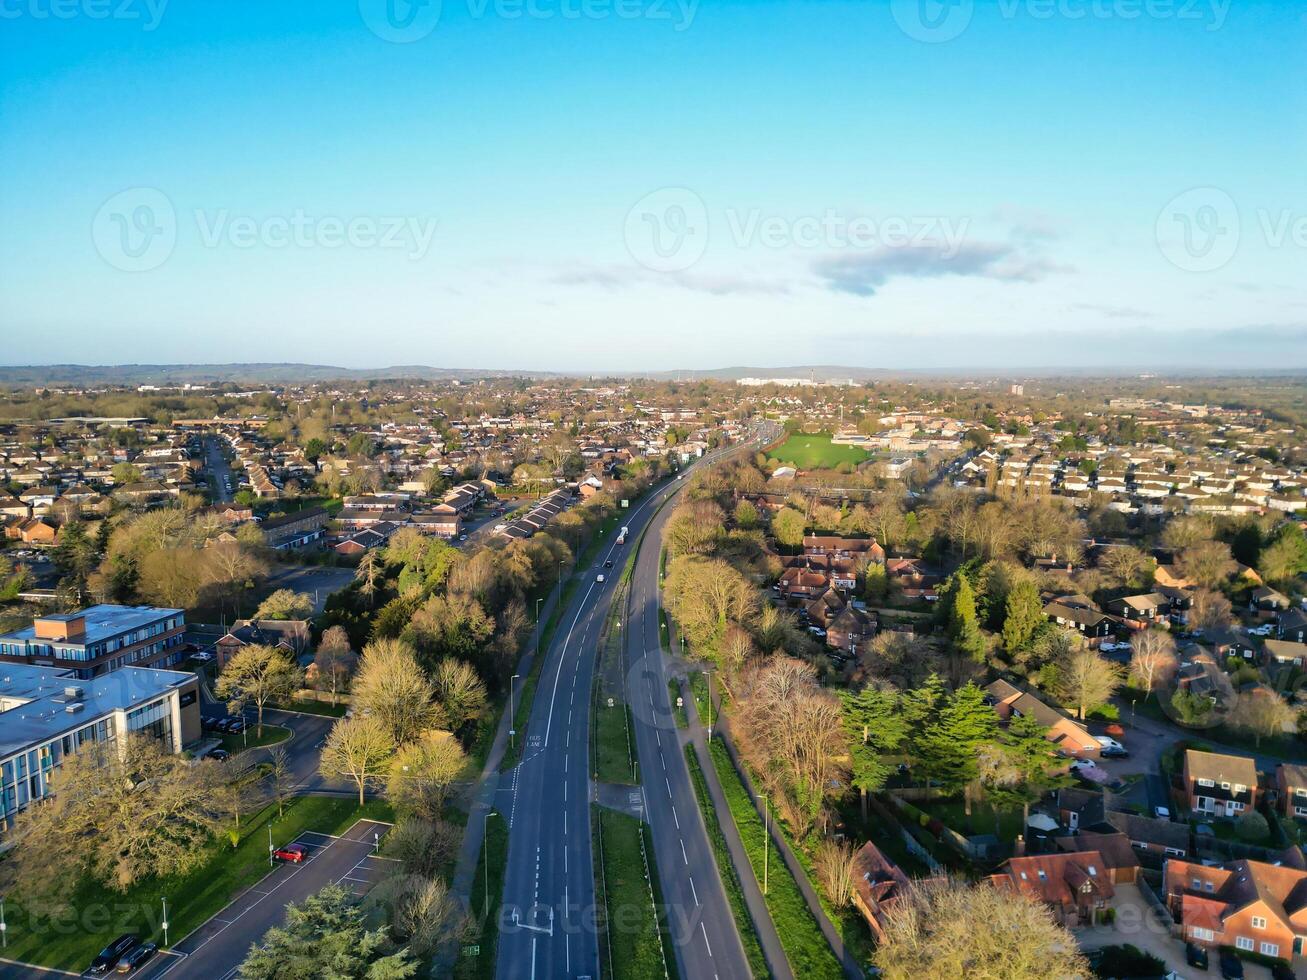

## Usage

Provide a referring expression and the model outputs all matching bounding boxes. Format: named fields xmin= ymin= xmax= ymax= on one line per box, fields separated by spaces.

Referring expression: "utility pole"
xmin=761 ymin=793 xmax=769 ymax=895
xmin=509 ymin=673 xmax=520 ymax=751
xmin=705 ymin=669 xmax=714 ymax=741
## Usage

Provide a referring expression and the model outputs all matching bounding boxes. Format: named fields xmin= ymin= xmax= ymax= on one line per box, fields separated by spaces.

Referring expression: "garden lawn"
xmin=923 ymin=797 xmax=1025 ymax=843
xmin=222 ymin=723 xmax=292 ymax=753
xmin=594 ymin=702 xmax=638 ymax=784
xmin=455 ymin=808 xmax=510 ymax=980
xmin=0 ymin=795 xmax=393 ymax=972
xmin=766 ymin=433 xmax=868 ymax=470
xmin=593 ymin=806 xmax=674 ymax=980
xmin=709 ymin=740 xmax=843 ymax=980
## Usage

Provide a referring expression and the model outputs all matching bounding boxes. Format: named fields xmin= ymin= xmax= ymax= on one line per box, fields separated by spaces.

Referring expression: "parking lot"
xmin=148 ymin=818 xmax=394 ymax=979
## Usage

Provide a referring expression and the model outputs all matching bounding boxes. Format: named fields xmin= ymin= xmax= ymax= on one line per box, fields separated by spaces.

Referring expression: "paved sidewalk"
xmin=679 ymin=675 xmax=794 ymax=980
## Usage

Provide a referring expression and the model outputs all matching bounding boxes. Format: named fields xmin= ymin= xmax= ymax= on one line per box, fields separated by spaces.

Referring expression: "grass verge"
xmin=669 ymin=681 xmax=688 ymax=729
xmin=684 ymin=746 xmax=770 ymax=977
xmin=593 ymin=805 xmax=676 ymax=980
xmin=708 ymin=740 xmax=843 ymax=980
xmin=595 ymin=703 xmax=638 ymax=784
xmin=454 ymin=808 xmax=510 ymax=980
xmin=221 ymin=724 xmax=292 ymax=753
xmin=269 ymin=697 xmax=348 ymax=718
xmin=0 ymin=795 xmax=393 ymax=972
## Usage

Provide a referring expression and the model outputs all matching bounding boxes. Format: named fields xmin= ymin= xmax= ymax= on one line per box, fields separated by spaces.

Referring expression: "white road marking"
xmin=701 ymin=922 xmax=714 ymax=957
xmin=680 ymin=839 xmax=688 ymax=865
xmin=689 ymin=875 xmax=699 ymax=905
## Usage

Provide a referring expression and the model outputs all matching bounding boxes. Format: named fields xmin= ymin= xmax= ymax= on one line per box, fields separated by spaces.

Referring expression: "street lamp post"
xmin=162 ymin=896 xmax=169 ymax=947
xmin=268 ymin=825 xmax=274 ymax=867
xmin=704 ymin=669 xmax=714 ymax=742
xmin=760 ymin=793 xmax=769 ymax=895
xmin=1 ymin=897 xmax=7 ymax=948
xmin=535 ymin=597 xmax=544 ymax=660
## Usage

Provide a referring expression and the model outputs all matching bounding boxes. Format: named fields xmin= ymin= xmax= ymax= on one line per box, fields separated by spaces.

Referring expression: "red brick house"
xmin=1182 ymin=749 xmax=1259 ymax=819
xmin=1164 ymin=858 xmax=1305 ymax=960
xmin=849 ymin=840 xmax=913 ymax=943
xmin=826 ymin=605 xmax=876 ymax=653
xmin=1277 ymin=764 xmax=1307 ymax=820
xmin=988 ymin=851 xmax=1115 ymax=926
xmin=985 ymin=679 xmax=1100 ymax=758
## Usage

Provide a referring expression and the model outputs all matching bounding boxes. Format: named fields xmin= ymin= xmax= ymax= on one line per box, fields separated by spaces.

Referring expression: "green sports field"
xmin=766 ymin=432 xmax=869 ymax=469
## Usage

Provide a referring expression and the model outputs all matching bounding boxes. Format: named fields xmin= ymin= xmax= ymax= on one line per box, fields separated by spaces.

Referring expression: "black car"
xmin=116 ymin=942 xmax=158 ymax=974
xmin=90 ymin=934 xmax=140 ymax=974
xmin=1220 ymin=948 xmax=1245 ymax=979
xmin=1272 ymin=961 xmax=1298 ymax=980
xmin=1099 ymin=746 xmax=1130 ymax=759
xmin=1185 ymin=942 xmax=1209 ymax=970
xmin=205 ymin=748 xmax=230 ymax=761
xmin=227 ymin=718 xmax=246 ymax=734
xmin=604 ymin=559 xmax=613 ymax=568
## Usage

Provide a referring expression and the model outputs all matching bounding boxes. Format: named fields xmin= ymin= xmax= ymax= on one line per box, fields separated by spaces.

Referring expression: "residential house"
xmin=1054 ymin=831 xmax=1141 ymax=884
xmin=1279 ymin=608 xmax=1307 ymax=645
xmin=985 ymin=679 xmax=1100 ymax=758
xmin=1277 ymin=764 xmax=1307 ymax=820
xmin=260 ymin=506 xmax=328 ymax=551
xmin=1108 ymin=592 xmax=1172 ymax=625
xmin=1183 ymin=749 xmax=1259 ymax=818
xmin=1264 ymin=639 xmax=1307 ymax=668
xmin=826 ymin=605 xmax=876 ymax=654
xmin=1104 ymin=809 xmax=1190 ymax=858
xmin=1164 ymin=858 xmax=1305 ymax=960
xmin=214 ymin=619 xmax=311 ymax=669
xmin=989 ymin=851 xmax=1115 ymax=926
xmin=849 ymin=840 xmax=913 ymax=943
xmin=1055 ymin=787 xmax=1105 ymax=832
xmin=1043 ymin=600 xmax=1115 ymax=639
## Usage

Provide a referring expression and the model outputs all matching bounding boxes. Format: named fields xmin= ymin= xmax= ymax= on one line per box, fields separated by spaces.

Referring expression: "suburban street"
xmin=496 ymin=433 xmax=768 ymax=980
xmin=204 ymin=437 xmax=235 ymax=503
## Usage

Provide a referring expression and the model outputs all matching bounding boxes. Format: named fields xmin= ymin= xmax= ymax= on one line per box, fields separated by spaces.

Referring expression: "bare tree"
xmin=321 ymin=716 xmax=394 ymax=805
xmin=430 ymin=658 xmax=488 ymax=732
xmin=386 ymin=731 xmax=469 ymax=822
xmin=266 ymin=746 xmax=294 ymax=818
xmin=313 ymin=625 xmax=358 ymax=701
xmin=1189 ymin=588 xmax=1233 ymax=634
xmin=215 ymin=644 xmax=301 ymax=736
xmin=1229 ymin=687 xmax=1296 ymax=748
xmin=1051 ymin=637 xmax=1124 ymax=720
xmin=814 ymin=839 xmax=858 ymax=909
xmin=1178 ymin=540 xmax=1236 ymax=590
xmin=1129 ymin=629 xmax=1178 ymax=693
xmin=352 ymin=638 xmax=444 ymax=746
xmin=874 ymin=877 xmax=1088 ymax=980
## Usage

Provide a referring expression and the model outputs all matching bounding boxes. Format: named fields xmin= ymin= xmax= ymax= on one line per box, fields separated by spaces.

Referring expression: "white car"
xmin=1095 ymin=736 xmax=1125 ymax=752
xmin=596 ymin=574 xmax=606 ymax=583
xmin=1155 ymin=805 xmax=1172 ymax=820
xmin=192 ymin=651 xmax=213 ymax=663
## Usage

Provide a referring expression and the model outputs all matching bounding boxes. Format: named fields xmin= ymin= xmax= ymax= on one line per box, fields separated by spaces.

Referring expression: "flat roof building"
xmin=0 ymin=604 xmax=186 ymax=679
xmin=0 ymin=663 xmax=200 ymax=822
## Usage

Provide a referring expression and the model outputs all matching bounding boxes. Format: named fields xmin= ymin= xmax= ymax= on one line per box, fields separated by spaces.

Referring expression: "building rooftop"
xmin=0 ymin=663 xmax=195 ymax=758
xmin=0 ymin=604 xmax=182 ymax=646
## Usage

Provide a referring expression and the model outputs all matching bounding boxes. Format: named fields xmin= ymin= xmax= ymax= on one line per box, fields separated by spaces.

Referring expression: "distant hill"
xmin=0 ymin=362 xmax=1300 ymax=387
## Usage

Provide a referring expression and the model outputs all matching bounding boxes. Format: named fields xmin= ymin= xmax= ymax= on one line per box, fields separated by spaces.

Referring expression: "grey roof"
xmin=0 ymin=663 xmax=195 ymax=758
xmin=0 ymin=604 xmax=181 ymax=647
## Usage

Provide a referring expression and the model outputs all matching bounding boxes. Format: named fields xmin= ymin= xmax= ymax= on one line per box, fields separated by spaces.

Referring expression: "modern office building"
xmin=0 ymin=663 xmax=200 ymax=821
xmin=0 ymin=604 xmax=186 ymax=679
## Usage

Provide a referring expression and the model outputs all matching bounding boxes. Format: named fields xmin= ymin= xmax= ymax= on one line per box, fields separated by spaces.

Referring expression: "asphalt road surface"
xmin=204 ymin=437 xmax=234 ymax=503
xmin=496 ymin=430 xmax=773 ymax=980
xmin=155 ymin=819 xmax=394 ymax=979
xmin=624 ymin=472 xmax=754 ymax=979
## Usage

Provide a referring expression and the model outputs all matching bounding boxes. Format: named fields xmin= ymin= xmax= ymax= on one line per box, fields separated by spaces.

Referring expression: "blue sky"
xmin=1 ymin=0 xmax=1304 ymax=371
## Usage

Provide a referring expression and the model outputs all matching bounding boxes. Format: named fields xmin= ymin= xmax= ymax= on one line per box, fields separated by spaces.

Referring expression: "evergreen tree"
xmin=947 ymin=574 xmax=987 ymax=663
xmin=840 ymin=686 xmax=909 ymax=816
xmin=913 ymin=681 xmax=996 ymax=798
xmin=239 ymin=882 xmax=417 ymax=979
xmin=1001 ymin=578 xmax=1043 ymax=654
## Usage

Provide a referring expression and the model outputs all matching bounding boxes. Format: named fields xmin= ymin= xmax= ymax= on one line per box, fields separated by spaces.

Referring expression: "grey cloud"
xmin=812 ymin=240 xmax=1065 ymax=297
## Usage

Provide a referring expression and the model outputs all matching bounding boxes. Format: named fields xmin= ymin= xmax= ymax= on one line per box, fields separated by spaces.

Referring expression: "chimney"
xmin=1014 ymin=834 xmax=1027 ymax=857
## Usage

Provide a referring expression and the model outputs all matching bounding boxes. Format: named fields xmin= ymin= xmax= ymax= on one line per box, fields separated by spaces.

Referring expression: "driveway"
xmin=1077 ymin=883 xmax=1282 ymax=979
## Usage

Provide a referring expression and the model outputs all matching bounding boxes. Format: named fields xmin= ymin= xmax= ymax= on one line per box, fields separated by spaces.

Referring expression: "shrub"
xmin=1237 ymin=810 xmax=1269 ymax=842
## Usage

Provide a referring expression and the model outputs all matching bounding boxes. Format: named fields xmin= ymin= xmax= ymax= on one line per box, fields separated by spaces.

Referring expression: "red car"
xmin=273 ymin=844 xmax=307 ymax=863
